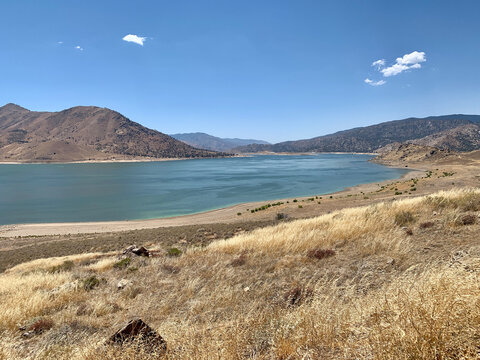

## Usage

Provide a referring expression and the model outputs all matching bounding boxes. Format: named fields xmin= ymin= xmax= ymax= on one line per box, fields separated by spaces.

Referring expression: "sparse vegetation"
xmin=0 ymin=189 xmax=479 ymax=359
xmin=167 ymin=247 xmax=182 ymax=257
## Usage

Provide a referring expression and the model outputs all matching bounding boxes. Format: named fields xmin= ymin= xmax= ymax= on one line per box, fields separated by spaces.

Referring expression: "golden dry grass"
xmin=1 ymin=188 xmax=480 ymax=359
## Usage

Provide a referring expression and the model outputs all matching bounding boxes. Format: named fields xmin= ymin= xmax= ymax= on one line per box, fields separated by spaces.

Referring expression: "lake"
xmin=0 ymin=154 xmax=408 ymax=225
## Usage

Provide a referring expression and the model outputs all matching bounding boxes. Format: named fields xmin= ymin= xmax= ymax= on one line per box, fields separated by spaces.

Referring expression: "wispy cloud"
xmin=364 ymin=78 xmax=386 ymax=86
xmin=122 ymin=34 xmax=147 ymax=46
xmin=372 ymin=59 xmax=385 ymax=68
xmin=75 ymin=45 xmax=84 ymax=51
xmin=57 ymin=41 xmax=64 ymax=45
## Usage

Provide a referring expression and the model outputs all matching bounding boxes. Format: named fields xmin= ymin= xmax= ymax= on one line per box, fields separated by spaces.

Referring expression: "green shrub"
xmin=167 ymin=248 xmax=182 ymax=257
xmin=394 ymin=211 xmax=416 ymax=226
xmin=82 ymin=276 xmax=99 ymax=291
xmin=237 ymin=212 xmax=242 ymax=216
xmin=113 ymin=257 xmax=131 ymax=269
xmin=298 ymin=205 xmax=303 ymax=208
xmin=48 ymin=260 xmax=74 ymax=273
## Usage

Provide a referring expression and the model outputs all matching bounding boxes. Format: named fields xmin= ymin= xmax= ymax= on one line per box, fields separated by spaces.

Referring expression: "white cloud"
xmin=372 ymin=59 xmax=385 ymax=68
xmin=396 ymin=51 xmax=426 ymax=65
xmin=57 ymin=41 xmax=63 ymax=45
xmin=365 ymin=78 xmax=386 ymax=86
xmin=75 ymin=45 xmax=83 ymax=51
xmin=122 ymin=34 xmax=147 ymax=46
xmin=378 ymin=51 xmax=426 ymax=77
xmin=381 ymin=63 xmax=409 ymax=77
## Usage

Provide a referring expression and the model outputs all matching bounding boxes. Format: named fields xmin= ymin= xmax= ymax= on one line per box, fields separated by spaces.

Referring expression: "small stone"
xmin=243 ymin=286 xmax=250 ymax=292
xmin=109 ymin=318 xmax=166 ymax=353
xmin=433 ymin=211 xmax=438 ymax=216
xmin=117 ymin=279 xmax=132 ymax=290
xmin=386 ymin=258 xmax=395 ymax=265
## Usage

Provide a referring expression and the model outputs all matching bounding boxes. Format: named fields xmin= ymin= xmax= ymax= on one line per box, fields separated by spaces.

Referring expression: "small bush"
xmin=394 ymin=211 xmax=416 ymax=226
xmin=395 ymin=191 xmax=403 ymax=195
xmin=113 ymin=257 xmax=131 ymax=269
xmin=237 ymin=212 xmax=242 ymax=216
xmin=293 ymin=199 xmax=298 ymax=203
xmin=229 ymin=255 xmax=247 ymax=267
xmin=298 ymin=205 xmax=303 ymax=208
xmin=283 ymin=286 xmax=314 ymax=307
xmin=276 ymin=213 xmax=288 ymax=220
xmin=82 ymin=276 xmax=99 ymax=291
xmin=161 ymin=264 xmax=180 ymax=274
xmin=167 ymin=248 xmax=182 ymax=257
xmin=419 ymin=221 xmax=435 ymax=229
xmin=307 ymin=248 xmax=335 ymax=260
xmin=48 ymin=260 xmax=74 ymax=273
xmin=457 ymin=214 xmax=476 ymax=226
xmin=26 ymin=318 xmax=54 ymax=334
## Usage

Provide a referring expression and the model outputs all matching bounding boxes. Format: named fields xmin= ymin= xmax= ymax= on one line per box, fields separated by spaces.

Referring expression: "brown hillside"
xmin=0 ymin=104 xmax=224 ymax=162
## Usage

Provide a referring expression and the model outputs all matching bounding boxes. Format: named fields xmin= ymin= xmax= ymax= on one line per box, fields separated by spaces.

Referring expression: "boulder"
xmin=109 ymin=318 xmax=166 ymax=353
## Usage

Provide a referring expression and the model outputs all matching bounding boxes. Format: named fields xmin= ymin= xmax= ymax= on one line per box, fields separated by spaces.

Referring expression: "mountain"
xmin=0 ymin=104 xmax=224 ymax=162
xmin=407 ymin=124 xmax=480 ymax=152
xmin=233 ymin=115 xmax=480 ymax=153
xmin=170 ymin=132 xmax=270 ymax=152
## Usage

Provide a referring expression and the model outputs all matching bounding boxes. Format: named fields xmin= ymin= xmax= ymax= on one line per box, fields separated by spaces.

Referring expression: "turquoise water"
xmin=0 ymin=154 xmax=408 ymax=225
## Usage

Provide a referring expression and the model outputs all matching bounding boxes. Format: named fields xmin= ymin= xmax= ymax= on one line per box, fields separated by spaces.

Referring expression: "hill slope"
xmin=0 ymin=104 xmax=223 ymax=162
xmin=407 ymin=123 xmax=480 ymax=151
xmin=233 ymin=114 xmax=480 ymax=153
xmin=171 ymin=132 xmax=270 ymax=152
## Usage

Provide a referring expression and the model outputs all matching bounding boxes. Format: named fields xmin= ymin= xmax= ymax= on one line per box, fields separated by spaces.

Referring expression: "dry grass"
xmin=1 ymin=188 xmax=480 ymax=359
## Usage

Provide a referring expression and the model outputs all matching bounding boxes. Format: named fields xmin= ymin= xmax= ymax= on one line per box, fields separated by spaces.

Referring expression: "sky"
xmin=1 ymin=1 xmax=480 ymax=143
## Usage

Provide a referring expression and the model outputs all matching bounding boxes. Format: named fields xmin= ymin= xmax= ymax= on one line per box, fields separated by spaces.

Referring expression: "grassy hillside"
xmin=1 ymin=189 xmax=480 ymax=359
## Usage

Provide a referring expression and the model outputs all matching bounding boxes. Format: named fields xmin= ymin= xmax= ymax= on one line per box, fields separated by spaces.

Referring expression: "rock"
xmin=132 ymin=246 xmax=150 ymax=257
xmin=243 ymin=286 xmax=250 ymax=292
xmin=109 ymin=318 xmax=166 ymax=353
xmin=123 ymin=245 xmax=150 ymax=257
xmin=433 ymin=211 xmax=438 ymax=216
xmin=386 ymin=258 xmax=395 ymax=265
xmin=401 ymin=227 xmax=413 ymax=235
xmin=117 ymin=279 xmax=132 ymax=290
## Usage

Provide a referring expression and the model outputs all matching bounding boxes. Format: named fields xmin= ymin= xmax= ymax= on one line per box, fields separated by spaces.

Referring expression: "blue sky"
xmin=1 ymin=1 xmax=480 ymax=143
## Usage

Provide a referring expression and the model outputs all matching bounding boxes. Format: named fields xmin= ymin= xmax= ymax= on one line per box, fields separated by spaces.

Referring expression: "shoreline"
xmin=0 ymin=152 xmax=380 ymax=165
xmin=0 ymin=165 xmax=421 ymax=237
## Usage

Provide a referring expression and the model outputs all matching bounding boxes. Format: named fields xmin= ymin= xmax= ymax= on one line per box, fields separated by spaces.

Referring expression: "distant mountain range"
xmin=233 ymin=115 xmax=480 ymax=153
xmin=0 ymin=104 xmax=224 ymax=162
xmin=171 ymin=132 xmax=270 ymax=152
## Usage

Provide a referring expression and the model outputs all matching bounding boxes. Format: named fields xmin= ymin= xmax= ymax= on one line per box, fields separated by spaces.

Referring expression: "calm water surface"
xmin=0 ymin=154 xmax=408 ymax=225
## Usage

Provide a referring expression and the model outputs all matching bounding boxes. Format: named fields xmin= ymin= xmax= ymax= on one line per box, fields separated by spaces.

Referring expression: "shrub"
xmin=229 ymin=255 xmax=247 ymax=267
xmin=113 ymin=257 xmax=131 ymax=269
xmin=293 ymin=199 xmax=298 ymax=203
xmin=307 ymin=248 xmax=335 ymax=260
xmin=298 ymin=205 xmax=303 ymax=208
xmin=394 ymin=211 xmax=416 ymax=226
xmin=276 ymin=213 xmax=287 ymax=220
xmin=26 ymin=318 xmax=54 ymax=334
xmin=48 ymin=260 xmax=74 ymax=273
xmin=167 ymin=248 xmax=182 ymax=257
xmin=457 ymin=214 xmax=476 ymax=226
xmin=395 ymin=191 xmax=403 ymax=195
xmin=82 ymin=276 xmax=99 ymax=291
xmin=419 ymin=221 xmax=435 ymax=229
xmin=283 ymin=286 xmax=313 ymax=307
xmin=237 ymin=212 xmax=242 ymax=216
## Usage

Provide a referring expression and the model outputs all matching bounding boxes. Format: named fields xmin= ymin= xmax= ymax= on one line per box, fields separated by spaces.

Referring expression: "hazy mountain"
xmin=233 ymin=115 xmax=480 ymax=153
xmin=0 ymin=104 xmax=224 ymax=162
xmin=171 ymin=132 xmax=270 ymax=152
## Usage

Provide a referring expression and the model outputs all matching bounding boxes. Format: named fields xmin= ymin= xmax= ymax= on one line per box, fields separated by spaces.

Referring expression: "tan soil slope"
xmin=0 ymin=103 xmax=223 ymax=162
